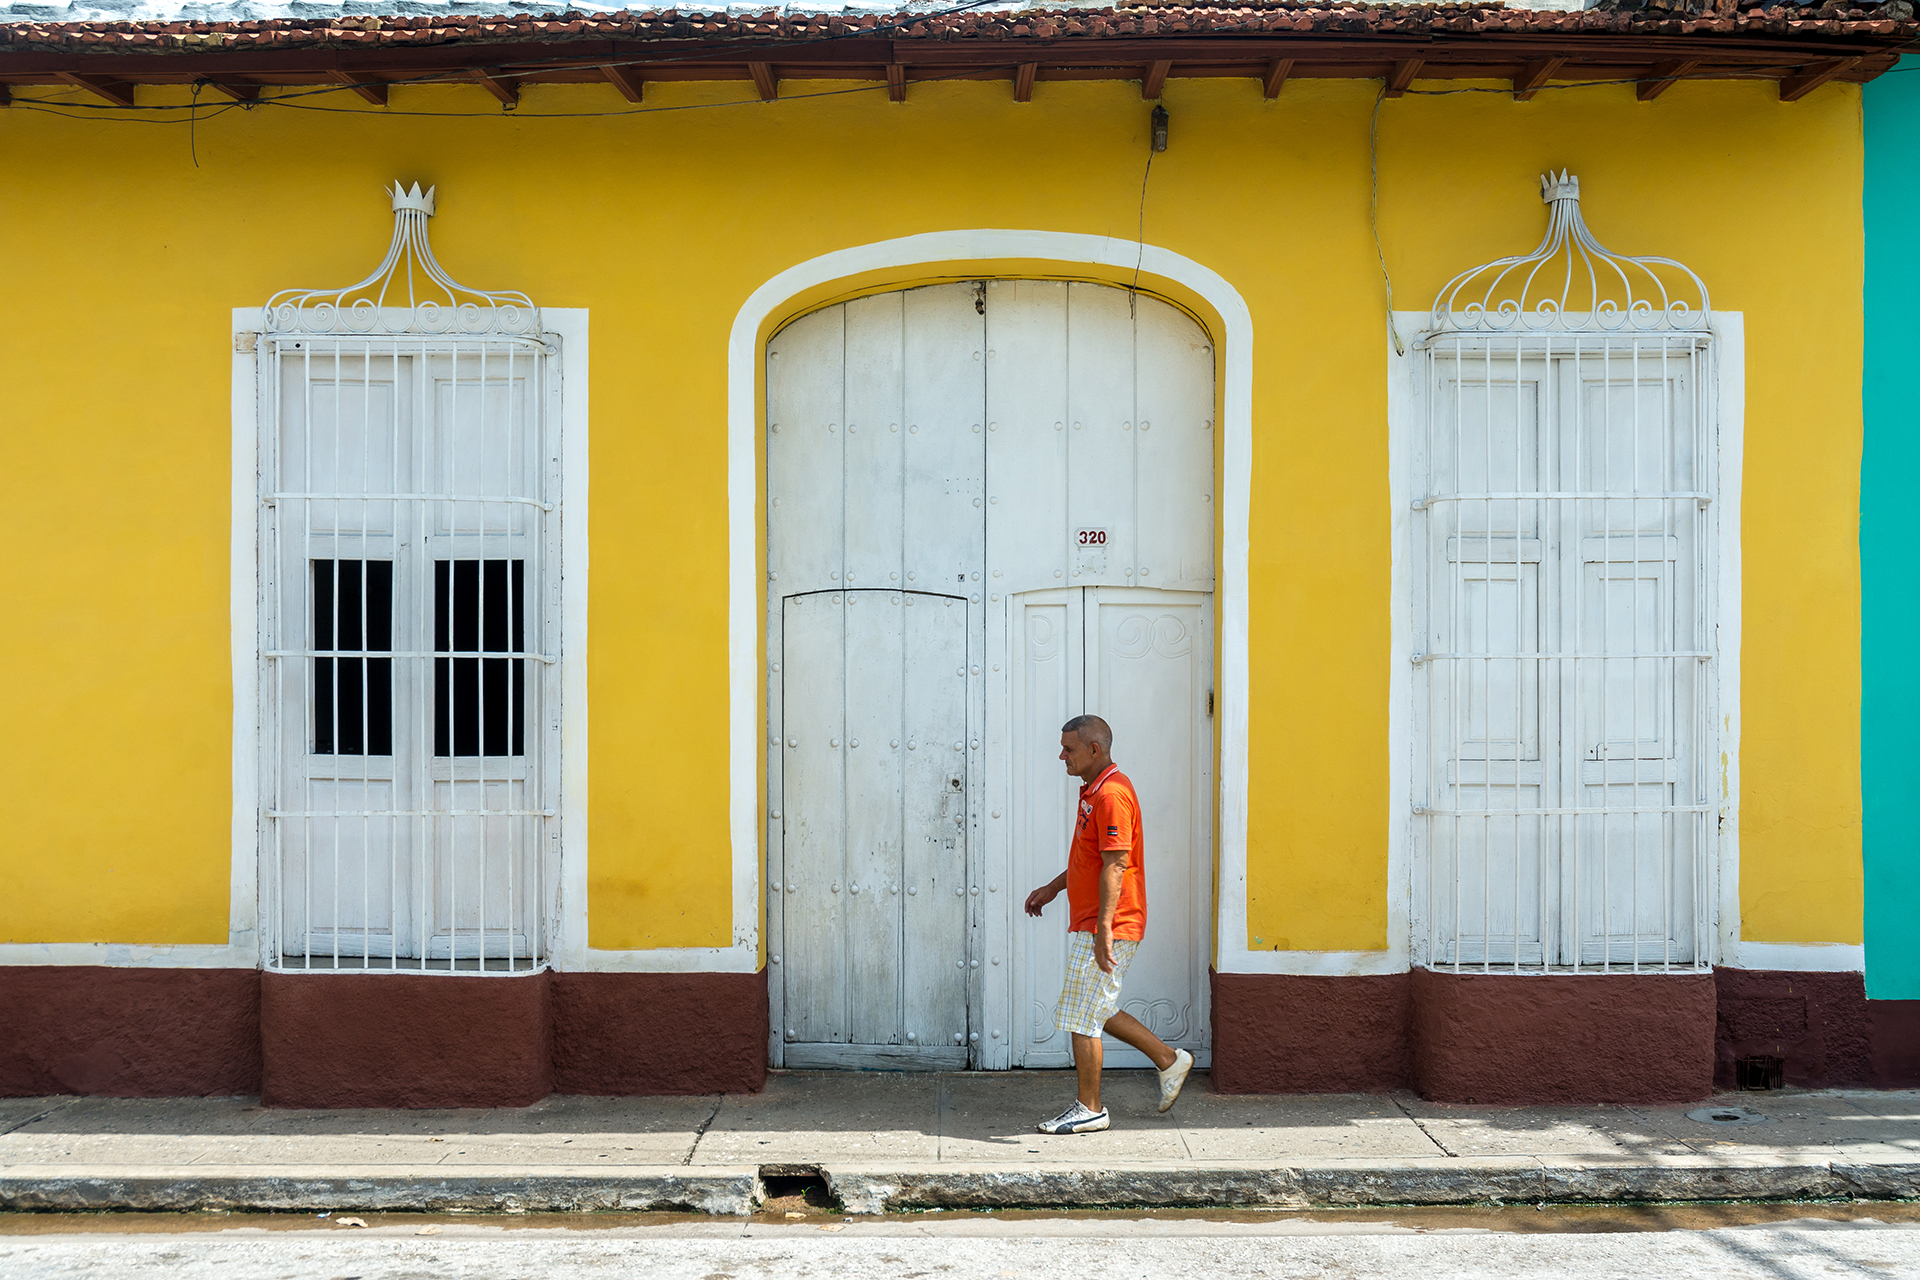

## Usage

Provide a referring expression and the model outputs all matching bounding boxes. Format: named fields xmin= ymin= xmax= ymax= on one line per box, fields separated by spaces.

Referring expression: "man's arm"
xmin=1093 ymin=848 xmax=1129 ymax=973
xmin=1024 ymin=869 xmax=1068 ymax=918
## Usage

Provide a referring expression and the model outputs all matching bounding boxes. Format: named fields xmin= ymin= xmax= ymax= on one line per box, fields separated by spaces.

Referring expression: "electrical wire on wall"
xmin=1129 ymin=104 xmax=1168 ymax=321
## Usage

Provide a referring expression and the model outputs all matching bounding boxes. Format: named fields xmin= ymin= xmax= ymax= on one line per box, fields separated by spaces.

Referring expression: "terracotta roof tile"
xmin=1 ymin=1 xmax=1913 ymax=51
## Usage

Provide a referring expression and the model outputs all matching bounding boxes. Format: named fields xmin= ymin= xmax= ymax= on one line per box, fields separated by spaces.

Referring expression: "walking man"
xmin=1025 ymin=714 xmax=1194 ymax=1134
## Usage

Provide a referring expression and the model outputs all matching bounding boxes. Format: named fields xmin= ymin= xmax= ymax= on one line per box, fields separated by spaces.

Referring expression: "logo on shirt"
xmin=1107 ymin=825 xmax=1119 ymax=839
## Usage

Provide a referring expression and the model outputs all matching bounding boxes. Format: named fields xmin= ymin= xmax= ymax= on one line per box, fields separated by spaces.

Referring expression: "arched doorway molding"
xmin=725 ymin=230 xmax=1254 ymax=978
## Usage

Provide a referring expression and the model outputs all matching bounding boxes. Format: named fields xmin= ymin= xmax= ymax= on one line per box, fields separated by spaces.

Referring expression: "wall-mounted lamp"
xmin=1150 ymin=105 xmax=1169 ymax=153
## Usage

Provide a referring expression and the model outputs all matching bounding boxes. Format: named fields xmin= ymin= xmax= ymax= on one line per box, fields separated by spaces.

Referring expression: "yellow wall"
xmin=0 ymin=74 xmax=1861 ymax=951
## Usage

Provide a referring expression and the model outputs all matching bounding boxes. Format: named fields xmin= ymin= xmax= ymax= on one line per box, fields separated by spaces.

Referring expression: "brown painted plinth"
xmin=1713 ymin=968 xmax=1871 ymax=1088
xmin=1870 ymin=1000 xmax=1920 ymax=1087
xmin=260 ymin=970 xmax=552 ymax=1108
xmin=1411 ymin=967 xmax=1715 ymax=1104
xmin=0 ymin=967 xmax=261 ymax=1097
xmin=1209 ymin=969 xmax=1410 ymax=1093
xmin=552 ymin=971 xmax=768 ymax=1096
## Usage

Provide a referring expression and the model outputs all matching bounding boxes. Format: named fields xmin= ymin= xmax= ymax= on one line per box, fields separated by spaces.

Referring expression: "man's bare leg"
xmin=1103 ymin=1010 xmax=1177 ymax=1072
xmin=1071 ymin=1032 xmax=1104 ymax=1111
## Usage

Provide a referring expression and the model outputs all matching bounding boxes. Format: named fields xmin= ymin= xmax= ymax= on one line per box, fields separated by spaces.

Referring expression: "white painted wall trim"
xmin=704 ymin=230 xmax=1258 ymax=979
xmin=1711 ymin=313 xmax=1747 ymax=975
xmin=538 ymin=309 xmax=603 ymax=973
xmin=1726 ymin=942 xmax=1865 ymax=973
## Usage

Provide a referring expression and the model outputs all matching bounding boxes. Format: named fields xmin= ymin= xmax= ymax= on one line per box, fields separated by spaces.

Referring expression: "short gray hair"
xmin=1061 ymin=714 xmax=1112 ymax=753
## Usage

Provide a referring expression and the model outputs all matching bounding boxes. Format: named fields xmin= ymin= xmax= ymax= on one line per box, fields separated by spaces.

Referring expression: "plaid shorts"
xmin=1054 ymin=930 xmax=1141 ymax=1037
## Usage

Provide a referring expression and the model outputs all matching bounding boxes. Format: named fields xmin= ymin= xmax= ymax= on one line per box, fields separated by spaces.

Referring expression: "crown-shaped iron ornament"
xmin=1428 ymin=171 xmax=1711 ymax=337
xmin=265 ymin=182 xmax=538 ymax=337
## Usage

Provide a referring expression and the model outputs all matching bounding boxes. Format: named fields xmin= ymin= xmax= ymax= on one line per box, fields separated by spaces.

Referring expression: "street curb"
xmin=0 ymin=1168 xmax=758 ymax=1215
xmin=4 ymin=1162 xmax=1915 ymax=1215
xmin=821 ymin=1162 xmax=1920 ymax=1214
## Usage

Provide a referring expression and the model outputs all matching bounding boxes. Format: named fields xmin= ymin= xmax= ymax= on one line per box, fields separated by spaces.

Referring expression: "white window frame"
xmin=232 ymin=306 xmax=590 ymax=975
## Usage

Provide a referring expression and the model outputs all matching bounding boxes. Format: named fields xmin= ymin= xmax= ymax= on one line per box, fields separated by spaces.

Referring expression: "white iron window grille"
xmin=260 ymin=182 xmax=561 ymax=973
xmin=1412 ymin=172 xmax=1716 ymax=973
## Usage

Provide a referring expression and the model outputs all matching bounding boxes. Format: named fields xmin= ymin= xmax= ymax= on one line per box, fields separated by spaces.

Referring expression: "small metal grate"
xmin=1735 ymin=1055 xmax=1785 ymax=1091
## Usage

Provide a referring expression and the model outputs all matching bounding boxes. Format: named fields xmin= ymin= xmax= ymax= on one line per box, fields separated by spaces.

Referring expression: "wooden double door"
xmin=766 ymin=280 xmax=1214 ymax=1068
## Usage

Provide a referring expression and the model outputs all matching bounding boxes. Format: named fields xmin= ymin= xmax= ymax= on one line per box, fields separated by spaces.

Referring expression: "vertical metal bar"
xmin=1513 ymin=337 xmax=1526 ymax=971
xmin=506 ymin=341 xmax=518 ymax=973
xmin=266 ymin=340 xmax=284 ymax=968
xmin=302 ymin=340 xmax=315 ymax=972
xmin=360 ymin=341 xmax=374 ymax=969
xmin=419 ymin=341 xmax=432 ymax=971
xmin=451 ymin=343 xmax=463 ymax=970
xmin=1629 ymin=336 xmax=1641 ymax=973
xmin=1481 ymin=337 xmax=1492 ymax=971
xmin=477 ymin=341 xmax=489 ymax=972
xmin=1600 ymin=338 xmax=1612 ymax=972
xmin=1660 ymin=334 xmax=1673 ymax=970
xmin=1543 ymin=339 xmax=1559 ymax=971
xmin=1570 ymin=332 xmax=1583 ymax=971
xmin=1449 ymin=337 xmax=1463 ymax=971
xmin=1422 ymin=337 xmax=1435 ymax=969
xmin=390 ymin=337 xmax=402 ymax=970
xmin=329 ymin=344 xmax=344 ymax=969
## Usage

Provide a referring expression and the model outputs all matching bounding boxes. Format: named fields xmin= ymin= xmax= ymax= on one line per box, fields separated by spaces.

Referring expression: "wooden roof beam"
xmin=1013 ymin=61 xmax=1037 ymax=102
xmin=468 ymin=66 xmax=519 ymax=105
xmin=749 ymin=61 xmax=776 ymax=100
xmin=1262 ymin=57 xmax=1293 ymax=99
xmin=203 ymin=77 xmax=260 ymax=102
xmin=886 ymin=61 xmax=905 ymax=103
xmin=1636 ymin=59 xmax=1698 ymax=100
xmin=1384 ymin=57 xmax=1422 ymax=98
xmin=1780 ymin=56 xmax=1861 ymax=101
xmin=1513 ymin=55 xmax=1564 ymax=101
xmin=327 ymin=69 xmax=387 ymax=105
xmin=1143 ymin=58 xmax=1171 ymax=100
xmin=55 ymin=71 xmax=135 ymax=106
xmin=600 ymin=62 xmax=643 ymax=102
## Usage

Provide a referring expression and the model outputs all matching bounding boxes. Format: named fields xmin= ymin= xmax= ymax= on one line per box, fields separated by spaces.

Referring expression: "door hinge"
xmin=1206 ymin=689 xmax=1214 ymax=718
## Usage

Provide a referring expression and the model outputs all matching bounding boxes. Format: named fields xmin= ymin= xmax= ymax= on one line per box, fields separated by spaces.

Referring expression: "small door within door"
xmin=1009 ymin=586 xmax=1212 ymax=1068
xmin=778 ymin=589 xmax=972 ymax=1068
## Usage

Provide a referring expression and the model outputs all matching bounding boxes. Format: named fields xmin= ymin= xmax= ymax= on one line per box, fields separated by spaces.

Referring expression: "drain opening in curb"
xmin=761 ymin=1166 xmax=838 ymax=1213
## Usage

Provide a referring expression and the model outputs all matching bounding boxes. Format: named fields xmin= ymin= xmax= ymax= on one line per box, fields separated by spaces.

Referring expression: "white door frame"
xmin=725 ymin=233 xmax=1260 ymax=1036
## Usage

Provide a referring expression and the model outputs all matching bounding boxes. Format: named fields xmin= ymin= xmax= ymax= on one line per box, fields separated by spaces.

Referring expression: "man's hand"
xmin=1024 ymin=880 xmax=1062 ymax=918
xmin=1093 ymin=926 xmax=1116 ymax=974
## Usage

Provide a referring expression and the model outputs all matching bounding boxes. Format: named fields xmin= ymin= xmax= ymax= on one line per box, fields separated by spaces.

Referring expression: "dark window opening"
xmin=312 ymin=559 xmax=394 ymax=756
xmin=435 ymin=559 xmax=527 ymax=757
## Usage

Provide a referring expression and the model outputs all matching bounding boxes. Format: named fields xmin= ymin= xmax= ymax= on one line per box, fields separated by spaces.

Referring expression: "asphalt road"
xmin=4 ymin=1211 xmax=1919 ymax=1279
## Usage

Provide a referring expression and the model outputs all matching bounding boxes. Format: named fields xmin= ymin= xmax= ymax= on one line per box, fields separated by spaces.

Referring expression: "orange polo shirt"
xmin=1066 ymin=765 xmax=1147 ymax=941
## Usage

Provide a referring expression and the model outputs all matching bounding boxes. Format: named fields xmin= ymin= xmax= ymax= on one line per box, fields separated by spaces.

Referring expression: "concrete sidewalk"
xmin=4 ymin=1073 xmax=1918 ymax=1215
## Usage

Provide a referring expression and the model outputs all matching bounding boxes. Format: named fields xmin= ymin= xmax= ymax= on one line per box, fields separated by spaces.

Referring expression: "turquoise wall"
xmin=1864 ymin=56 xmax=1920 ymax=1000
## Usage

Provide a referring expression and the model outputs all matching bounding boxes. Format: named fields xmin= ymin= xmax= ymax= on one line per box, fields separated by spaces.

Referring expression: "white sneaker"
xmin=1037 ymin=1101 xmax=1111 ymax=1134
xmin=1157 ymin=1048 xmax=1194 ymax=1113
